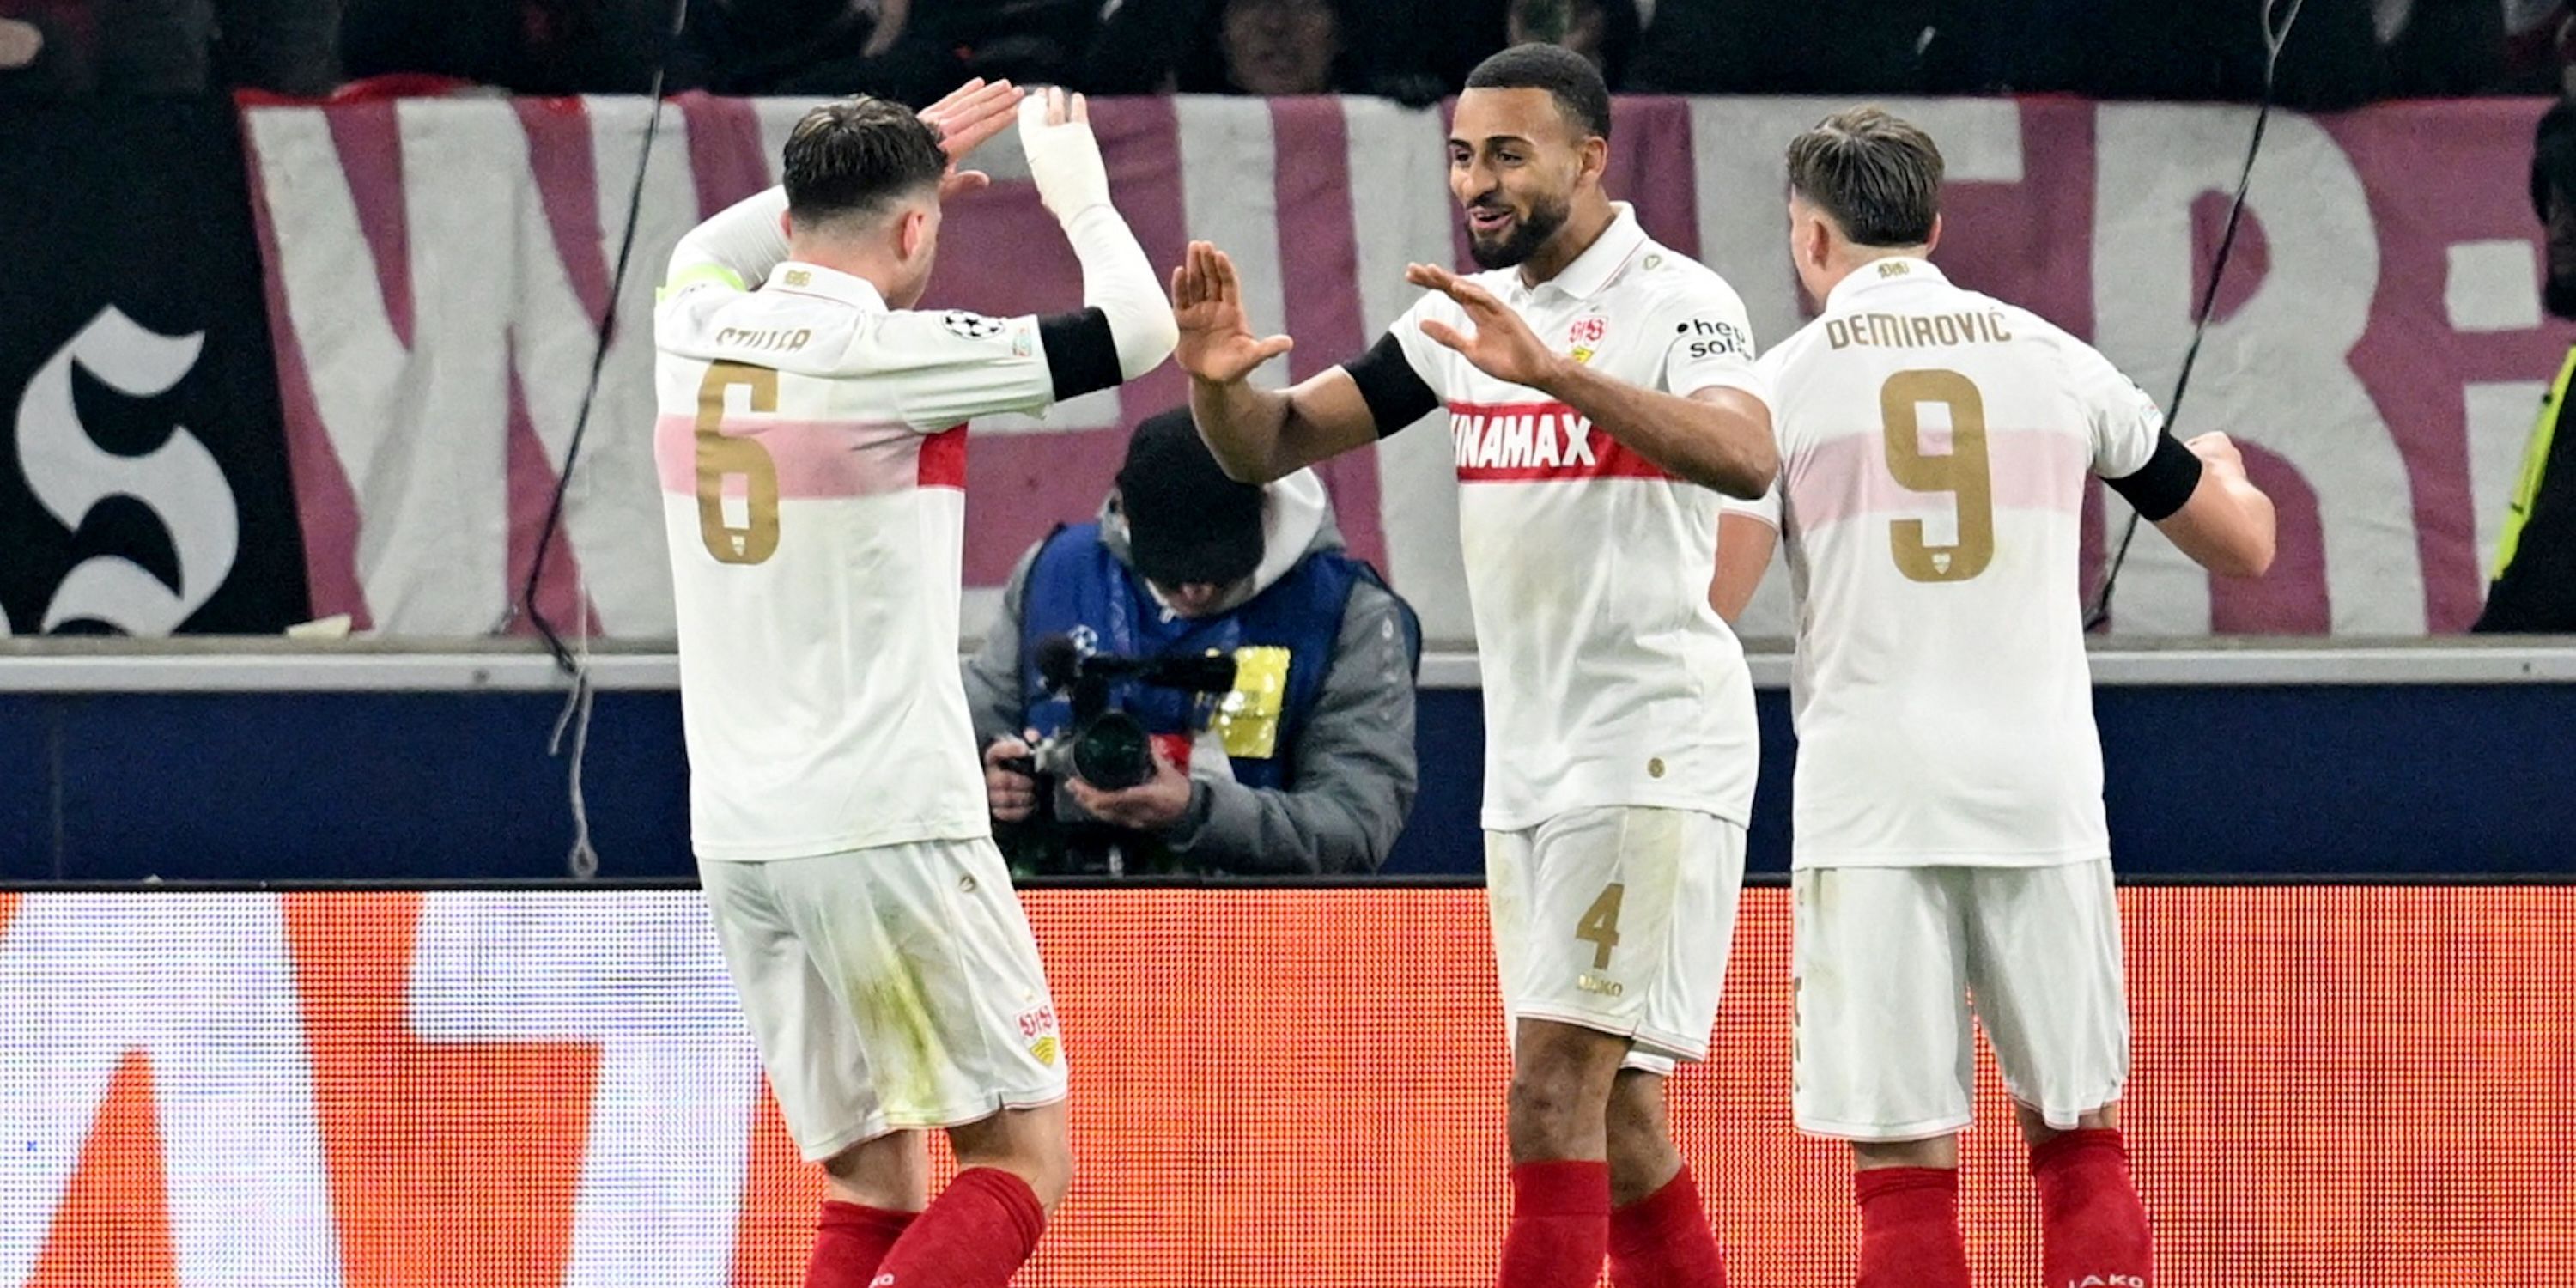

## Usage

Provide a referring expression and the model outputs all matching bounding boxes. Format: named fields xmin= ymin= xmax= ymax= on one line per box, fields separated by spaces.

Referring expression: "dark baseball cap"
xmin=1115 ymin=408 xmax=1265 ymax=587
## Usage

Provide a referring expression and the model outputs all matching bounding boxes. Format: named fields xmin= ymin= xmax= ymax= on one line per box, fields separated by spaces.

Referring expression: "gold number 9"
xmin=1880 ymin=368 xmax=1995 ymax=583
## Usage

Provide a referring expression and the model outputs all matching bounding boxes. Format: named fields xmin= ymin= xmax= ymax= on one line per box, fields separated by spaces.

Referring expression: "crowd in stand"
xmin=4 ymin=0 xmax=2573 ymax=104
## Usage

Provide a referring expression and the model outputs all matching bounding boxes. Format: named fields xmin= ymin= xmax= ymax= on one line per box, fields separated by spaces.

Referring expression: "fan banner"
xmin=240 ymin=94 xmax=2567 ymax=641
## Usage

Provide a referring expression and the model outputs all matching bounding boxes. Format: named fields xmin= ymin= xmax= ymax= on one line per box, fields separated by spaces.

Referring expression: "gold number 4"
xmin=1880 ymin=368 xmax=1994 ymax=583
xmin=695 ymin=361 xmax=781 ymax=565
xmin=1575 ymin=881 xmax=1625 ymax=970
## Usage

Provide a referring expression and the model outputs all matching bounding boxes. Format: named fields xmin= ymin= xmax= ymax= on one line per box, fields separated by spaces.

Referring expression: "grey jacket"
xmin=962 ymin=472 xmax=1419 ymax=874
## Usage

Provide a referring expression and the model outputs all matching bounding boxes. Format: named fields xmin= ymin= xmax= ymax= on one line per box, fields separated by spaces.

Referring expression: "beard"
xmin=1466 ymin=191 xmax=1571 ymax=270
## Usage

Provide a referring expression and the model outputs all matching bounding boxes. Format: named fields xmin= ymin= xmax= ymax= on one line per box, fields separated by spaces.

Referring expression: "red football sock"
xmin=1609 ymin=1165 xmax=1726 ymax=1288
xmin=867 ymin=1167 xmax=1046 ymax=1288
xmin=804 ymin=1200 xmax=915 ymax=1288
xmin=2032 ymin=1128 xmax=2154 ymax=1288
xmin=1854 ymin=1167 xmax=1970 ymax=1288
xmin=1497 ymin=1159 xmax=1612 ymax=1288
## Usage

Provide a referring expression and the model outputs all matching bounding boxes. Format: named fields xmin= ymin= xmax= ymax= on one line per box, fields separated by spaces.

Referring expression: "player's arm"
xmin=663 ymin=186 xmax=790 ymax=299
xmin=2112 ymin=432 xmax=2277 ymax=578
xmin=1170 ymin=242 xmax=1407 ymax=483
xmin=1401 ymin=263 xmax=1776 ymax=499
xmin=860 ymin=88 xmax=1178 ymax=428
xmin=1710 ymin=506 xmax=1778 ymax=624
xmin=1019 ymin=88 xmax=1178 ymax=394
xmin=2075 ymin=333 xmax=2276 ymax=578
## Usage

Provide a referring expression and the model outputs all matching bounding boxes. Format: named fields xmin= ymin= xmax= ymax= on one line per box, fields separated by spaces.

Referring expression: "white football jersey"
xmin=1744 ymin=258 xmax=2163 ymax=868
xmin=1388 ymin=204 xmax=1771 ymax=831
xmin=654 ymin=262 xmax=1056 ymax=860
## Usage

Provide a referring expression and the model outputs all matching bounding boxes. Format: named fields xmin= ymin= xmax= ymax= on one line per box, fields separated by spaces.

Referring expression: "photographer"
xmin=963 ymin=408 xmax=1420 ymax=875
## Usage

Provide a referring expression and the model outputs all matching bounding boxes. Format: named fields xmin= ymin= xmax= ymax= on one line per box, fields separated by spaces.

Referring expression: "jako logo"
xmin=11 ymin=306 xmax=237 ymax=635
xmin=2063 ymin=1276 xmax=2147 ymax=1287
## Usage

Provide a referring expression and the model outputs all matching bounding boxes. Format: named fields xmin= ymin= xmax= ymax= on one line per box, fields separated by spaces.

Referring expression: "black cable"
xmin=2086 ymin=0 xmax=2304 ymax=633
xmin=513 ymin=0 xmax=693 ymax=672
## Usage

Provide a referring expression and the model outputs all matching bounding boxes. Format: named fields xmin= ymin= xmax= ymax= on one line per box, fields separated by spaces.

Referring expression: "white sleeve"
xmin=846 ymin=308 xmax=1057 ymax=429
xmin=1659 ymin=276 xmax=1772 ymax=407
xmin=1720 ymin=348 xmax=1794 ymax=528
xmin=2052 ymin=322 xmax=2166 ymax=478
xmin=1060 ymin=203 xmax=1177 ymax=381
xmin=1387 ymin=291 xmax=1453 ymax=400
xmin=664 ymin=186 xmax=789 ymax=299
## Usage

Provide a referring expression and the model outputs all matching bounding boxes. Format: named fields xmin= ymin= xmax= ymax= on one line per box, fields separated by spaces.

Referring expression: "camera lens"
xmin=1072 ymin=712 xmax=1155 ymax=791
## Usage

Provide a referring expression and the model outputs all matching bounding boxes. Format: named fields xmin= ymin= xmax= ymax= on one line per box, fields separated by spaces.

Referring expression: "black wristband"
xmin=1345 ymin=331 xmax=1440 ymax=436
xmin=1037 ymin=307 xmax=1122 ymax=402
xmin=2105 ymin=432 xmax=2204 ymax=521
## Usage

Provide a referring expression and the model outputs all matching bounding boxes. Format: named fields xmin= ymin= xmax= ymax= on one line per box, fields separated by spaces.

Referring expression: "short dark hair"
xmin=1784 ymin=106 xmax=1943 ymax=246
xmin=781 ymin=96 xmax=946 ymax=228
xmin=1464 ymin=41 xmax=1612 ymax=143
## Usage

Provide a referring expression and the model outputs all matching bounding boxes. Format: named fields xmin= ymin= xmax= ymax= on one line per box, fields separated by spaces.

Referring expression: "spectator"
xmin=1506 ymin=0 xmax=1638 ymax=89
xmin=1173 ymin=0 xmax=1347 ymax=94
xmin=964 ymin=409 xmax=1422 ymax=876
xmin=2 ymin=0 xmax=337 ymax=95
xmin=343 ymin=0 xmax=659 ymax=94
xmin=2475 ymin=95 xmax=2576 ymax=631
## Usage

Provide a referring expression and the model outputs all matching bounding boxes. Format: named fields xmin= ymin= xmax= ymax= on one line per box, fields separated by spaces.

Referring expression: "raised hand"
xmin=1405 ymin=262 xmax=1562 ymax=391
xmin=2185 ymin=431 xmax=2247 ymax=476
xmin=918 ymin=77 xmax=1023 ymax=201
xmin=1170 ymin=240 xmax=1294 ymax=384
xmin=1018 ymin=85 xmax=1109 ymax=220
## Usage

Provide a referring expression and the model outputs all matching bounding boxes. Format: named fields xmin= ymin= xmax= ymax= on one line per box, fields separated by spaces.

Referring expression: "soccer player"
xmin=1724 ymin=106 xmax=2276 ymax=1288
xmin=653 ymin=81 xmax=1176 ymax=1288
xmin=1176 ymin=43 xmax=1776 ymax=1288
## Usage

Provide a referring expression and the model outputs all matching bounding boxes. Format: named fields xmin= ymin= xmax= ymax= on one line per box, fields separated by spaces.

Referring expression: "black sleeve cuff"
xmin=2105 ymin=432 xmax=2203 ymax=521
xmin=1344 ymin=331 xmax=1441 ymax=437
xmin=1037 ymin=307 xmax=1122 ymax=402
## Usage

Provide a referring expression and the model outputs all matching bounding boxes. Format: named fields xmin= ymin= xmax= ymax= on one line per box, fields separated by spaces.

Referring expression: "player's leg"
xmin=866 ymin=1101 xmax=1072 ymax=1288
xmin=1603 ymin=1067 xmax=1728 ymax=1288
xmin=1968 ymin=860 xmax=2150 ymax=1287
xmin=811 ymin=1132 xmax=930 ymax=1284
xmin=1502 ymin=1016 xmax=1625 ymax=1288
xmin=1601 ymin=809 xmax=1744 ymax=1288
xmin=769 ymin=839 xmax=1072 ymax=1288
xmin=698 ymin=859 xmax=919 ymax=1288
xmin=1487 ymin=820 xmax=1615 ymax=1288
xmin=1492 ymin=808 xmax=1732 ymax=1288
xmin=1792 ymin=866 xmax=1976 ymax=1288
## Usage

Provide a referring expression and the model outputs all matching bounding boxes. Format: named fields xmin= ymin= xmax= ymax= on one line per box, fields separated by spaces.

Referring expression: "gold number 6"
xmin=694 ymin=361 xmax=781 ymax=566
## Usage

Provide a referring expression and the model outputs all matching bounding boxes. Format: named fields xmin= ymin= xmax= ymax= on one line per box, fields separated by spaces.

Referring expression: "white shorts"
xmin=700 ymin=838 xmax=1068 ymax=1162
xmin=1487 ymin=807 xmax=1746 ymax=1076
xmin=1791 ymin=860 xmax=2129 ymax=1141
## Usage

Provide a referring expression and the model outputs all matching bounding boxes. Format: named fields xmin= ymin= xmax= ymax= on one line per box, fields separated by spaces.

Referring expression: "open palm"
xmin=918 ymin=77 xmax=1023 ymax=201
xmin=1170 ymin=240 xmax=1293 ymax=383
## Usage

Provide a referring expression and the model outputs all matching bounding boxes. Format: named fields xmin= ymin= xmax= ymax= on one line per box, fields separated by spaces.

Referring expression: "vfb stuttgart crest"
xmin=1568 ymin=315 xmax=1607 ymax=345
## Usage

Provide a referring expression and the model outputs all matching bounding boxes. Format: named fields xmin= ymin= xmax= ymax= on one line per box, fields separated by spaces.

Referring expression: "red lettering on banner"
xmin=27 ymin=1052 xmax=178 ymax=1288
xmin=1448 ymin=401 xmax=1663 ymax=483
xmin=282 ymin=894 xmax=598 ymax=1288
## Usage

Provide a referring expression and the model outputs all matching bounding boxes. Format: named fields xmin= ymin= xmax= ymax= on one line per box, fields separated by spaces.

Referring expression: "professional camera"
xmin=1014 ymin=633 xmax=1238 ymax=791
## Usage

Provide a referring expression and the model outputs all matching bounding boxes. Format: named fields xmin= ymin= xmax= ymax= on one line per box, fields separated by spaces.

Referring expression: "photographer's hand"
xmin=1065 ymin=744 xmax=1194 ymax=831
xmin=984 ymin=731 xmax=1041 ymax=823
